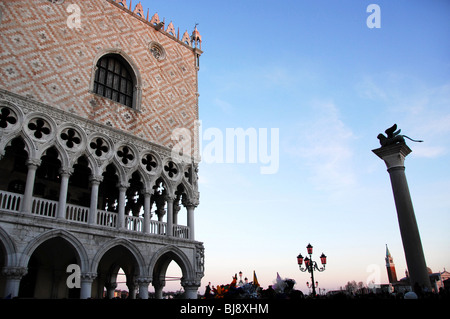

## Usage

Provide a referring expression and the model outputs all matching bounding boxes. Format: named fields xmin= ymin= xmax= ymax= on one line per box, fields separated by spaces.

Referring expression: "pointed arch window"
xmin=93 ymin=54 xmax=135 ymax=108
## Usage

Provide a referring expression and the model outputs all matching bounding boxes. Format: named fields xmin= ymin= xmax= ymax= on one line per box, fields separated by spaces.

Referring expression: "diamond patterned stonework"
xmin=0 ymin=0 xmax=203 ymax=300
xmin=0 ymin=0 xmax=202 ymax=149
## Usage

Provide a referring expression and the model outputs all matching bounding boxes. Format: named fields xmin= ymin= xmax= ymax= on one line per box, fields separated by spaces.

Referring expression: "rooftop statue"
xmin=377 ymin=124 xmax=423 ymax=147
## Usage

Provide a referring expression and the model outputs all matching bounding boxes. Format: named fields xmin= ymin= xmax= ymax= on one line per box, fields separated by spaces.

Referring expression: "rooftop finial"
xmin=191 ymin=23 xmax=202 ymax=49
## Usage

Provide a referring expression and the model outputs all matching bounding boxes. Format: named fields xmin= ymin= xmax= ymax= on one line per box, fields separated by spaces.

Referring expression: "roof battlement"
xmin=106 ymin=0 xmax=202 ymax=52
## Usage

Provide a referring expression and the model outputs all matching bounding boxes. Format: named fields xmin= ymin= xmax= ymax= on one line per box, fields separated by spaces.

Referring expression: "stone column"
xmin=126 ymin=279 xmax=137 ymax=299
xmin=105 ymin=282 xmax=117 ymax=299
xmin=21 ymin=159 xmax=40 ymax=213
xmin=373 ymin=143 xmax=431 ymax=291
xmin=137 ymin=277 xmax=151 ymax=299
xmin=165 ymin=195 xmax=175 ymax=237
xmin=153 ymin=280 xmax=165 ymax=299
xmin=143 ymin=190 xmax=153 ymax=234
xmin=80 ymin=272 xmax=97 ymax=299
xmin=181 ymin=280 xmax=200 ymax=299
xmin=57 ymin=168 xmax=73 ymax=219
xmin=173 ymin=199 xmax=180 ymax=225
xmin=88 ymin=175 xmax=103 ymax=225
xmin=1 ymin=266 xmax=28 ymax=298
xmin=117 ymin=183 xmax=129 ymax=230
xmin=186 ymin=201 xmax=198 ymax=240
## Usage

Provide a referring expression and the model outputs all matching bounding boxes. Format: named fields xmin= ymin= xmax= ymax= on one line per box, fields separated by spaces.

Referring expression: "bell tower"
xmin=385 ymin=245 xmax=398 ymax=284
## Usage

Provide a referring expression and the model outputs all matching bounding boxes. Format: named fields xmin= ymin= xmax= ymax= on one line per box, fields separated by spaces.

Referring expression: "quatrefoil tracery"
xmin=28 ymin=118 xmax=51 ymax=139
xmin=90 ymin=138 xmax=109 ymax=157
xmin=117 ymin=145 xmax=134 ymax=165
xmin=0 ymin=107 xmax=17 ymax=129
xmin=60 ymin=128 xmax=81 ymax=149
xmin=142 ymin=154 xmax=157 ymax=172
xmin=164 ymin=161 xmax=178 ymax=178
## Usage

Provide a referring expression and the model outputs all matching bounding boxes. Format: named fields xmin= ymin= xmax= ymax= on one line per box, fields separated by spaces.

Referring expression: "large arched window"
xmin=93 ymin=54 xmax=135 ymax=108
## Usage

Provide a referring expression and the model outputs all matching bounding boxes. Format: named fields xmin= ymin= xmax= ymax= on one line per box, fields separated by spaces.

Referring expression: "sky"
xmin=134 ymin=0 xmax=450 ymax=295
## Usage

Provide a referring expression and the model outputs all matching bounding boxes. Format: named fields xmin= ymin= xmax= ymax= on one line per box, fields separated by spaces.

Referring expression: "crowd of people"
xmin=200 ymin=273 xmax=450 ymax=300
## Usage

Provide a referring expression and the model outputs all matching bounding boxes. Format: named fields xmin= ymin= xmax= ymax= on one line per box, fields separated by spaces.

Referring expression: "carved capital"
xmin=59 ymin=167 xmax=74 ymax=176
xmin=89 ymin=175 xmax=103 ymax=184
xmin=372 ymin=144 xmax=412 ymax=170
xmin=117 ymin=182 xmax=130 ymax=190
xmin=136 ymin=276 xmax=152 ymax=285
xmin=164 ymin=194 xmax=176 ymax=202
xmin=2 ymin=266 xmax=28 ymax=279
xmin=80 ymin=272 xmax=97 ymax=282
xmin=181 ymin=279 xmax=201 ymax=288
xmin=26 ymin=158 xmax=41 ymax=168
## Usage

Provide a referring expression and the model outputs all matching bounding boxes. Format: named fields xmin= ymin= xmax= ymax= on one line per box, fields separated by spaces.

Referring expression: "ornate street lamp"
xmin=297 ymin=243 xmax=327 ymax=296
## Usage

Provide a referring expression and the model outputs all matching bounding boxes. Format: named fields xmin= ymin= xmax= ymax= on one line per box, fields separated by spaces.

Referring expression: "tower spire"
xmin=385 ymin=245 xmax=398 ymax=284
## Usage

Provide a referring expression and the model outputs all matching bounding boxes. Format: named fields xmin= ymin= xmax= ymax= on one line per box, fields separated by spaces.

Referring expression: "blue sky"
xmin=137 ymin=0 xmax=450 ymax=294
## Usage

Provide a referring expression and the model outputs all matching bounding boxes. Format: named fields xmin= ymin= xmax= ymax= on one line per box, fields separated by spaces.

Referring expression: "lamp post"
xmin=297 ymin=243 xmax=327 ymax=296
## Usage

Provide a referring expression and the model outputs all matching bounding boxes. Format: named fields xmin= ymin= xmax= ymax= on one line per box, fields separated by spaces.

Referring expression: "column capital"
xmin=1 ymin=266 xmax=28 ymax=279
xmin=141 ymin=188 xmax=154 ymax=196
xmin=80 ymin=272 xmax=97 ymax=282
xmin=372 ymin=143 xmax=412 ymax=170
xmin=181 ymin=279 xmax=201 ymax=289
xmin=59 ymin=167 xmax=74 ymax=176
xmin=185 ymin=198 xmax=199 ymax=208
xmin=26 ymin=158 xmax=41 ymax=168
xmin=117 ymin=182 xmax=130 ymax=190
xmin=89 ymin=175 xmax=103 ymax=184
xmin=136 ymin=276 xmax=152 ymax=285
xmin=164 ymin=194 xmax=176 ymax=202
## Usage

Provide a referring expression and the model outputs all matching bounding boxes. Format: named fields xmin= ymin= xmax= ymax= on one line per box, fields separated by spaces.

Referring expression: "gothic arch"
xmin=152 ymin=174 xmax=175 ymax=197
xmin=90 ymin=238 xmax=147 ymax=276
xmin=0 ymin=226 xmax=17 ymax=268
xmin=0 ymin=131 xmax=35 ymax=161
xmin=176 ymin=179 xmax=195 ymax=204
xmin=148 ymin=245 xmax=195 ymax=283
xmin=38 ymin=142 xmax=70 ymax=171
xmin=18 ymin=229 xmax=89 ymax=272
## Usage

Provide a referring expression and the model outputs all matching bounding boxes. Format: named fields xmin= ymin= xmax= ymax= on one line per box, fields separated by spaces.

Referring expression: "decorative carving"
xmin=28 ymin=118 xmax=51 ymax=139
xmin=60 ymin=128 xmax=81 ymax=149
xmin=117 ymin=145 xmax=134 ymax=164
xmin=181 ymin=31 xmax=191 ymax=46
xmin=195 ymin=243 xmax=205 ymax=275
xmin=0 ymin=107 xmax=17 ymax=129
xmin=149 ymin=42 xmax=166 ymax=61
xmin=133 ymin=2 xmax=144 ymax=17
xmin=2 ymin=266 xmax=28 ymax=279
xmin=191 ymin=25 xmax=202 ymax=49
xmin=150 ymin=12 xmax=161 ymax=25
xmin=116 ymin=0 xmax=128 ymax=9
xmin=90 ymin=137 xmax=109 ymax=157
xmin=142 ymin=153 xmax=157 ymax=172
xmin=184 ymin=165 xmax=193 ymax=184
xmin=166 ymin=22 xmax=176 ymax=36
xmin=377 ymin=124 xmax=423 ymax=148
xmin=164 ymin=160 xmax=178 ymax=178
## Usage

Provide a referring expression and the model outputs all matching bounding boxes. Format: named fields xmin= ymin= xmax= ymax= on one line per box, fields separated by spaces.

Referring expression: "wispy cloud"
xmin=285 ymin=99 xmax=357 ymax=192
xmin=357 ymin=73 xmax=450 ymax=159
xmin=213 ymin=98 xmax=234 ymax=114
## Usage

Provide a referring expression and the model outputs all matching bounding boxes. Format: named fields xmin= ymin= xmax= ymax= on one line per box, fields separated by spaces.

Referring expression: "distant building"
xmin=385 ymin=245 xmax=398 ymax=284
xmin=384 ymin=247 xmax=449 ymax=294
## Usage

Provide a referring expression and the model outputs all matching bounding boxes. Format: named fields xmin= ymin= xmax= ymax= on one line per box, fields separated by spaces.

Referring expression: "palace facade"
xmin=0 ymin=0 xmax=204 ymax=299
